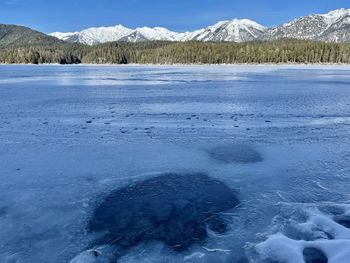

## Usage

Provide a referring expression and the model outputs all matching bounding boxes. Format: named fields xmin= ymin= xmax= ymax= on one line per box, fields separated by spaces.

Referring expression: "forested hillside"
xmin=1 ymin=39 xmax=350 ymax=64
xmin=0 ymin=24 xmax=63 ymax=48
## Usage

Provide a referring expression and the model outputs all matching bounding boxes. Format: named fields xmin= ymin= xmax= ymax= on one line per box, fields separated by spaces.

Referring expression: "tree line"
xmin=1 ymin=39 xmax=350 ymax=64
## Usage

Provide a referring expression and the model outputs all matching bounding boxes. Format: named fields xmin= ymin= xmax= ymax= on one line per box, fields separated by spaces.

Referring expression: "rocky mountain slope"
xmin=265 ymin=8 xmax=350 ymax=41
xmin=183 ymin=19 xmax=266 ymax=42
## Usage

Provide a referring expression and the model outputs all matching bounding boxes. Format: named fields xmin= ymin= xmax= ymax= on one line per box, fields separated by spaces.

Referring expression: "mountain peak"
xmin=212 ymin=19 xmax=265 ymax=29
xmin=50 ymin=8 xmax=350 ymax=44
xmin=230 ymin=18 xmax=265 ymax=26
xmin=321 ymin=8 xmax=350 ymax=24
xmin=326 ymin=8 xmax=350 ymax=16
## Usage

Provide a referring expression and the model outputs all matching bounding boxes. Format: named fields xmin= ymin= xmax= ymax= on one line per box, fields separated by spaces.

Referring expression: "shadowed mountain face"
xmin=88 ymin=173 xmax=239 ymax=252
xmin=0 ymin=24 xmax=63 ymax=48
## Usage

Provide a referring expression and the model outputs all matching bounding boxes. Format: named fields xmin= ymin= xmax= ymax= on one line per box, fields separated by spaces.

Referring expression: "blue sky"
xmin=1 ymin=0 xmax=349 ymax=33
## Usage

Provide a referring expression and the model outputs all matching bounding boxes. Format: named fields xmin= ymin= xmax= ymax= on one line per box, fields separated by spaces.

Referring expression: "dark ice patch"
xmin=303 ymin=247 xmax=328 ymax=263
xmin=319 ymin=206 xmax=344 ymax=216
xmin=208 ymin=144 xmax=262 ymax=164
xmin=88 ymin=173 xmax=239 ymax=251
xmin=334 ymin=216 xmax=350 ymax=228
xmin=0 ymin=206 xmax=8 ymax=216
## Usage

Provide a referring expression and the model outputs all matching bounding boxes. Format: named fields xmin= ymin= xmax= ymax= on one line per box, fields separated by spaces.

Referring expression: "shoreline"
xmin=1 ymin=63 xmax=350 ymax=68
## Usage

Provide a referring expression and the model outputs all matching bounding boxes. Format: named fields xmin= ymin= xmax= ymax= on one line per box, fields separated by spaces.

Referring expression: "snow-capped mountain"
xmin=50 ymin=9 xmax=350 ymax=44
xmin=51 ymin=25 xmax=134 ymax=45
xmin=135 ymin=27 xmax=181 ymax=41
xmin=50 ymin=19 xmax=266 ymax=44
xmin=51 ymin=25 xmax=181 ymax=44
xmin=266 ymin=8 xmax=350 ymax=42
xmin=319 ymin=10 xmax=350 ymax=42
xmin=187 ymin=19 xmax=266 ymax=42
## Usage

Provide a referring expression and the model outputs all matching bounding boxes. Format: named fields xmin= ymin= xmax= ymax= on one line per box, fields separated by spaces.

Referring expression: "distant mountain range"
xmin=265 ymin=9 xmax=350 ymax=43
xmin=0 ymin=8 xmax=350 ymax=49
xmin=50 ymin=19 xmax=266 ymax=45
xmin=49 ymin=9 xmax=350 ymax=44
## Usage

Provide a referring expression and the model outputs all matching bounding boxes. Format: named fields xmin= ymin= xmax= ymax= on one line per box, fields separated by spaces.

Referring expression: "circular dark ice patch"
xmin=208 ymin=144 xmax=262 ymax=164
xmin=303 ymin=247 xmax=328 ymax=263
xmin=88 ymin=173 xmax=239 ymax=251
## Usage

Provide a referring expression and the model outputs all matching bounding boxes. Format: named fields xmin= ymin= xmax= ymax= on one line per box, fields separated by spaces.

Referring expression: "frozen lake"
xmin=0 ymin=65 xmax=350 ymax=263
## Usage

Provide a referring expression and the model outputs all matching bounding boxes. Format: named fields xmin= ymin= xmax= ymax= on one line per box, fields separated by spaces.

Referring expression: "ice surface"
xmin=0 ymin=65 xmax=350 ymax=262
xmin=88 ymin=173 xmax=239 ymax=254
xmin=252 ymin=203 xmax=350 ymax=263
xmin=208 ymin=144 xmax=262 ymax=164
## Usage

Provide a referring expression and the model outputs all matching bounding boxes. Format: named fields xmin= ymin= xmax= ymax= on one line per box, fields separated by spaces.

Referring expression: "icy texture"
xmin=0 ymin=65 xmax=350 ymax=262
xmin=253 ymin=203 xmax=350 ymax=263
xmin=208 ymin=144 xmax=262 ymax=164
xmin=88 ymin=173 xmax=238 ymax=253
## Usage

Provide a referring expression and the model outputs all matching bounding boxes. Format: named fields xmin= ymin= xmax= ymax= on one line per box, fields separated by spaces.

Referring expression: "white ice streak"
xmin=69 ymin=249 xmax=102 ymax=263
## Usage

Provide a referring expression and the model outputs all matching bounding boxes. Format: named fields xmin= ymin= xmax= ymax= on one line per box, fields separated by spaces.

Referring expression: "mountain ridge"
xmin=0 ymin=24 xmax=63 ymax=48
xmin=50 ymin=9 xmax=350 ymax=44
xmin=50 ymin=19 xmax=266 ymax=44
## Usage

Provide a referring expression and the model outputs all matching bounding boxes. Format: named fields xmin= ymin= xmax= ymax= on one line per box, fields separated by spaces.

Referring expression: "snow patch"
xmin=253 ymin=203 xmax=350 ymax=263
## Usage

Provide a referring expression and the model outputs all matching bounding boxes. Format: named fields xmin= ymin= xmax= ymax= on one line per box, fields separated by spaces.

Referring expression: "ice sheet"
xmin=0 ymin=65 xmax=349 ymax=262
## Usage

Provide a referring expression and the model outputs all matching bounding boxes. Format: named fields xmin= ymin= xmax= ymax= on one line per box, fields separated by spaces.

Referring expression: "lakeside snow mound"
xmin=253 ymin=202 xmax=350 ymax=263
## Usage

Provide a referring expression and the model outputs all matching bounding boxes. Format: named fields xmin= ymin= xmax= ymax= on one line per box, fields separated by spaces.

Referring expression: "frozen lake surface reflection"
xmin=0 ymin=65 xmax=350 ymax=263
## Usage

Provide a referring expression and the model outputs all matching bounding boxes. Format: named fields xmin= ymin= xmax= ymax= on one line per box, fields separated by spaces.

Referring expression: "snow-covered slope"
xmin=50 ymin=32 xmax=77 ymax=41
xmin=51 ymin=25 xmax=134 ymax=45
xmin=266 ymin=8 xmax=350 ymax=42
xmin=50 ymin=9 xmax=350 ymax=44
xmin=322 ymin=8 xmax=350 ymax=25
xmin=50 ymin=19 xmax=266 ymax=44
xmin=319 ymin=11 xmax=350 ymax=42
xmin=135 ymin=27 xmax=180 ymax=41
xmin=50 ymin=25 xmax=180 ymax=44
xmin=187 ymin=19 xmax=266 ymax=42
